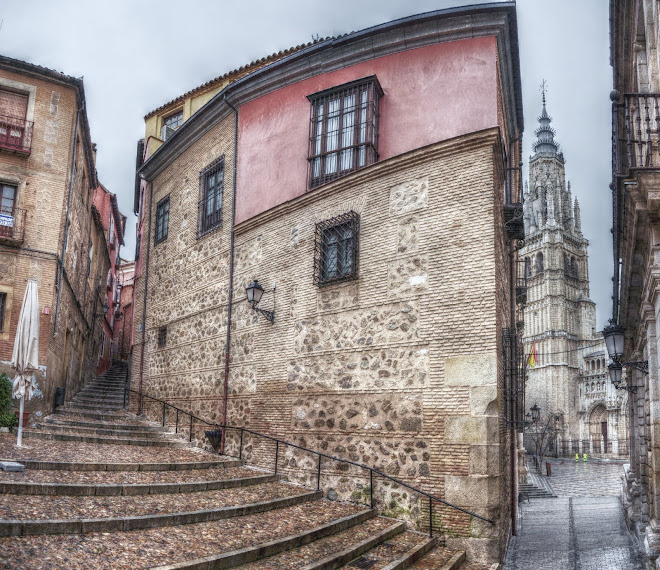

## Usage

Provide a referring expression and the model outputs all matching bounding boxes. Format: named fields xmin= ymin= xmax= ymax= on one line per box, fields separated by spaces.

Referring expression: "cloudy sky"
xmin=0 ymin=0 xmax=613 ymax=328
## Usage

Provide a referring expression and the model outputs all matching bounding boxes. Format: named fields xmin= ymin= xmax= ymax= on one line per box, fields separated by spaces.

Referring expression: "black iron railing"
xmin=127 ymin=388 xmax=495 ymax=536
xmin=0 ymin=207 xmax=26 ymax=244
xmin=614 ymin=93 xmax=660 ymax=176
xmin=0 ymin=115 xmax=33 ymax=155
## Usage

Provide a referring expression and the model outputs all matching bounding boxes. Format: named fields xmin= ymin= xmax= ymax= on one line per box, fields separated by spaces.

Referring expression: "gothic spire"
xmin=574 ymin=198 xmax=582 ymax=234
xmin=533 ymin=82 xmax=561 ymax=156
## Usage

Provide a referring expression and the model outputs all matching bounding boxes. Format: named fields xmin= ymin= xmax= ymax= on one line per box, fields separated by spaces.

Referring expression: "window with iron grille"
xmin=0 ymin=292 xmax=5 ymax=332
xmin=314 ymin=211 xmax=359 ymax=286
xmin=155 ymin=196 xmax=169 ymax=245
xmin=157 ymin=325 xmax=167 ymax=348
xmin=307 ymin=77 xmax=382 ymax=188
xmin=198 ymin=158 xmax=224 ymax=237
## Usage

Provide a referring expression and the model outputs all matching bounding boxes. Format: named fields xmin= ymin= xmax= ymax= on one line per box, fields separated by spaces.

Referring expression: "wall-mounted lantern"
xmin=246 ymin=280 xmax=275 ymax=324
xmin=530 ymin=403 xmax=540 ymax=423
xmin=603 ymin=318 xmax=646 ymax=393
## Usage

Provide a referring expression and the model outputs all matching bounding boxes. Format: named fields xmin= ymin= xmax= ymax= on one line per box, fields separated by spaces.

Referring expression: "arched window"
xmin=564 ymin=254 xmax=570 ymax=274
xmin=571 ymin=257 xmax=579 ymax=279
xmin=536 ymin=252 xmax=544 ymax=273
xmin=525 ymin=257 xmax=531 ymax=278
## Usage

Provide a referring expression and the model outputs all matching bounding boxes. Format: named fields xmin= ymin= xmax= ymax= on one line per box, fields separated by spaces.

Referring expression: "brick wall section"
xmin=133 ymin=124 xmax=512 ymax=562
xmin=0 ymin=64 xmax=109 ymax=418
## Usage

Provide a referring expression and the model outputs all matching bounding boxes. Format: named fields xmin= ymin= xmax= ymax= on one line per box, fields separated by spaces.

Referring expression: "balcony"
xmin=613 ymin=93 xmax=660 ymax=177
xmin=0 ymin=207 xmax=26 ymax=245
xmin=516 ymin=259 xmax=527 ymax=305
xmin=0 ymin=115 xmax=33 ymax=156
xmin=503 ymin=203 xmax=525 ymax=241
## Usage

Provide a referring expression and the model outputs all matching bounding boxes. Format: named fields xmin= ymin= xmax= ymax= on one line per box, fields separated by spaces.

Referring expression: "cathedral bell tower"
xmin=521 ymin=90 xmax=598 ymax=441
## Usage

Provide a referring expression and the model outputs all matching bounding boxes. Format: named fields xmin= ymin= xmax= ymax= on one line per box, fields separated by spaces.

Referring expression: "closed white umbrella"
xmin=10 ymin=279 xmax=39 ymax=447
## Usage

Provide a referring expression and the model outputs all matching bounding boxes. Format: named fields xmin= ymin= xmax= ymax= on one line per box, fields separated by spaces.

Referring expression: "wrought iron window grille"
xmin=502 ymin=327 xmax=527 ymax=430
xmin=157 ymin=326 xmax=167 ymax=348
xmin=307 ymin=76 xmax=382 ymax=189
xmin=314 ymin=211 xmax=360 ymax=287
xmin=0 ymin=292 xmax=5 ymax=331
xmin=197 ymin=157 xmax=224 ymax=238
xmin=155 ymin=196 xmax=170 ymax=245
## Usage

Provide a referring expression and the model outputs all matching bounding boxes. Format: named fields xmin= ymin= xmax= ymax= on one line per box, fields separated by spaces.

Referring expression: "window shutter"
xmin=0 ymin=89 xmax=28 ymax=120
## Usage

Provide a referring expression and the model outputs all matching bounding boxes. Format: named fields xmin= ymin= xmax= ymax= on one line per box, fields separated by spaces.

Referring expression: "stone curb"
xmin=301 ymin=520 xmax=406 ymax=569
xmin=0 ymin=473 xmax=277 ymax=496
xmin=381 ymin=535 xmax=437 ymax=570
xmin=150 ymin=507 xmax=375 ymax=569
xmin=438 ymin=551 xmax=466 ymax=570
xmin=0 ymin=458 xmax=242 ymax=471
xmin=21 ymin=430 xmax=190 ymax=448
xmin=0 ymin=489 xmax=322 ymax=536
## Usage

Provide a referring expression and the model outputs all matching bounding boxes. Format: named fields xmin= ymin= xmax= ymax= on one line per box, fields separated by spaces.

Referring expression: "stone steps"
xmin=21 ymin=428 xmax=191 ymax=448
xmin=42 ymin=416 xmax=168 ymax=432
xmin=0 ymin=361 xmax=464 ymax=567
xmin=33 ymin=422 xmax=185 ymax=440
xmin=0 ymin=484 xmax=322 ymax=536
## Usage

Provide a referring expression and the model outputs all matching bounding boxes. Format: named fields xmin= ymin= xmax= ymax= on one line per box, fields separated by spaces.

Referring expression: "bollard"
xmin=546 ymin=462 xmax=551 ymax=476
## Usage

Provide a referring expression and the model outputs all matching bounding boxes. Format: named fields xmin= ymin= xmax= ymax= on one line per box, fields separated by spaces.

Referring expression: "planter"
xmin=14 ymin=411 xmax=29 ymax=428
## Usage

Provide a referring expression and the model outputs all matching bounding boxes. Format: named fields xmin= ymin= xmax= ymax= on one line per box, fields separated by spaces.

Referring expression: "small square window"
xmin=314 ymin=211 xmax=360 ymax=286
xmin=155 ymin=196 xmax=169 ymax=245
xmin=308 ymin=77 xmax=382 ymax=188
xmin=198 ymin=158 xmax=224 ymax=237
xmin=157 ymin=326 xmax=167 ymax=348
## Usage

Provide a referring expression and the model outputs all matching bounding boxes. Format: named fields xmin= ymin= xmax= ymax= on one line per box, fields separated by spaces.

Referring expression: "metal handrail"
xmin=127 ymin=387 xmax=495 ymax=535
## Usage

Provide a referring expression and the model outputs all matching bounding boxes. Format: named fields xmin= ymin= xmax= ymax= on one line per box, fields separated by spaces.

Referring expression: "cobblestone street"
xmin=504 ymin=460 xmax=642 ymax=569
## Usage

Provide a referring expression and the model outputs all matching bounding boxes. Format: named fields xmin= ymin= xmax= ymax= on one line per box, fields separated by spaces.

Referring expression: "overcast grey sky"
xmin=0 ymin=0 xmax=613 ymax=328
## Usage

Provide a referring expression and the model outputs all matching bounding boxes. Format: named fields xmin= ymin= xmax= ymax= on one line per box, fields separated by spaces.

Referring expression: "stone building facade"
xmin=611 ymin=1 xmax=660 ymax=565
xmin=117 ymin=259 xmax=134 ymax=360
xmin=133 ymin=5 xmax=524 ymax=564
xmin=521 ymin=95 xmax=628 ymax=455
xmin=0 ymin=56 xmax=115 ymax=420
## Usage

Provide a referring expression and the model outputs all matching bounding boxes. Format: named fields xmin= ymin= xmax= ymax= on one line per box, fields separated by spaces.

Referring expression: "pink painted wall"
xmin=236 ymin=36 xmax=498 ymax=224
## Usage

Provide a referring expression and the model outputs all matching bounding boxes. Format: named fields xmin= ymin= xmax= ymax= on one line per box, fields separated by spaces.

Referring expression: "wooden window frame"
xmin=155 ymin=196 xmax=170 ymax=245
xmin=307 ymin=76 xmax=382 ymax=189
xmin=198 ymin=158 xmax=224 ymax=237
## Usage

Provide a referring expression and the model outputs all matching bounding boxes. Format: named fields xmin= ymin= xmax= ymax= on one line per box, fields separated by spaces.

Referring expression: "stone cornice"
xmin=234 ymin=128 xmax=500 ymax=236
xmin=139 ymin=3 xmax=521 ymax=181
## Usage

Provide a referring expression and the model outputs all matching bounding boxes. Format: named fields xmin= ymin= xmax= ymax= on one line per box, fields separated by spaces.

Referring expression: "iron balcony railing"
xmin=0 ymin=114 xmax=33 ymax=156
xmin=613 ymin=93 xmax=660 ymax=177
xmin=0 ymin=207 xmax=26 ymax=244
xmin=127 ymin=387 xmax=495 ymax=537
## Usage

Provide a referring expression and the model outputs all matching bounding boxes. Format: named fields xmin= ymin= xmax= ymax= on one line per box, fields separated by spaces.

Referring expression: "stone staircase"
xmin=0 ymin=362 xmax=475 ymax=569
xmin=519 ymin=470 xmax=557 ymax=500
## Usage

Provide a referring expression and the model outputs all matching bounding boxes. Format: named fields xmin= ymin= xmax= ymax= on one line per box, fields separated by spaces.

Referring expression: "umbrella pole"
xmin=17 ymin=396 xmax=24 ymax=447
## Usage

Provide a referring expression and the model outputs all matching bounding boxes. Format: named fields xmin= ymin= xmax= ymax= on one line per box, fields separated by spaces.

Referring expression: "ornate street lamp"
xmin=603 ymin=319 xmax=625 ymax=362
xmin=246 ymin=280 xmax=275 ymax=324
xmin=603 ymin=318 xmax=646 ymax=392
xmin=530 ymin=403 xmax=540 ymax=423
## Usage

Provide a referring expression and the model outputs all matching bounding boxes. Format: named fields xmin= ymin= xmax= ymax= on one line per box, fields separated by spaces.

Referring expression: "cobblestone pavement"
xmin=504 ymin=460 xmax=641 ymax=569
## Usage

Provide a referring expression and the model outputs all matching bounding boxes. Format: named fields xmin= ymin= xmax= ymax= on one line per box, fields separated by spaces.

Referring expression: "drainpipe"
xmin=54 ymin=101 xmax=84 ymax=332
xmin=138 ymin=178 xmax=153 ymax=414
xmin=221 ymin=95 xmax=239 ymax=454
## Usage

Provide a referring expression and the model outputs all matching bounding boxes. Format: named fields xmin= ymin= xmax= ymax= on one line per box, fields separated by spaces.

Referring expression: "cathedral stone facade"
xmin=521 ymin=96 xmax=627 ymax=454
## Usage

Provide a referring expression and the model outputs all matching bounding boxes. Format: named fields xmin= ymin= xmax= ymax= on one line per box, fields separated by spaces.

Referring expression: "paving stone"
xmin=504 ymin=460 xmax=641 ymax=569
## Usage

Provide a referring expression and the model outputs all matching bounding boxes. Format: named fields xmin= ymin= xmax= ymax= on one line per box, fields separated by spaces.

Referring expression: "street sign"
xmin=0 ymin=214 xmax=14 ymax=227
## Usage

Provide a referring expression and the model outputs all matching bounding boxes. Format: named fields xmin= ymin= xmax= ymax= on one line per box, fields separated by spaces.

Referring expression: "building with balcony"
xmin=0 ymin=55 xmax=113 ymax=419
xmin=92 ymin=184 xmax=125 ymax=370
xmin=132 ymin=5 xmax=525 ymax=564
xmin=611 ymin=0 xmax=660 ymax=565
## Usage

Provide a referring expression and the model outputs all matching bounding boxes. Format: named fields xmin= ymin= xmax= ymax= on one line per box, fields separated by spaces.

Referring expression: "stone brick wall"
xmin=133 ymin=125 xmax=513 ymax=562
